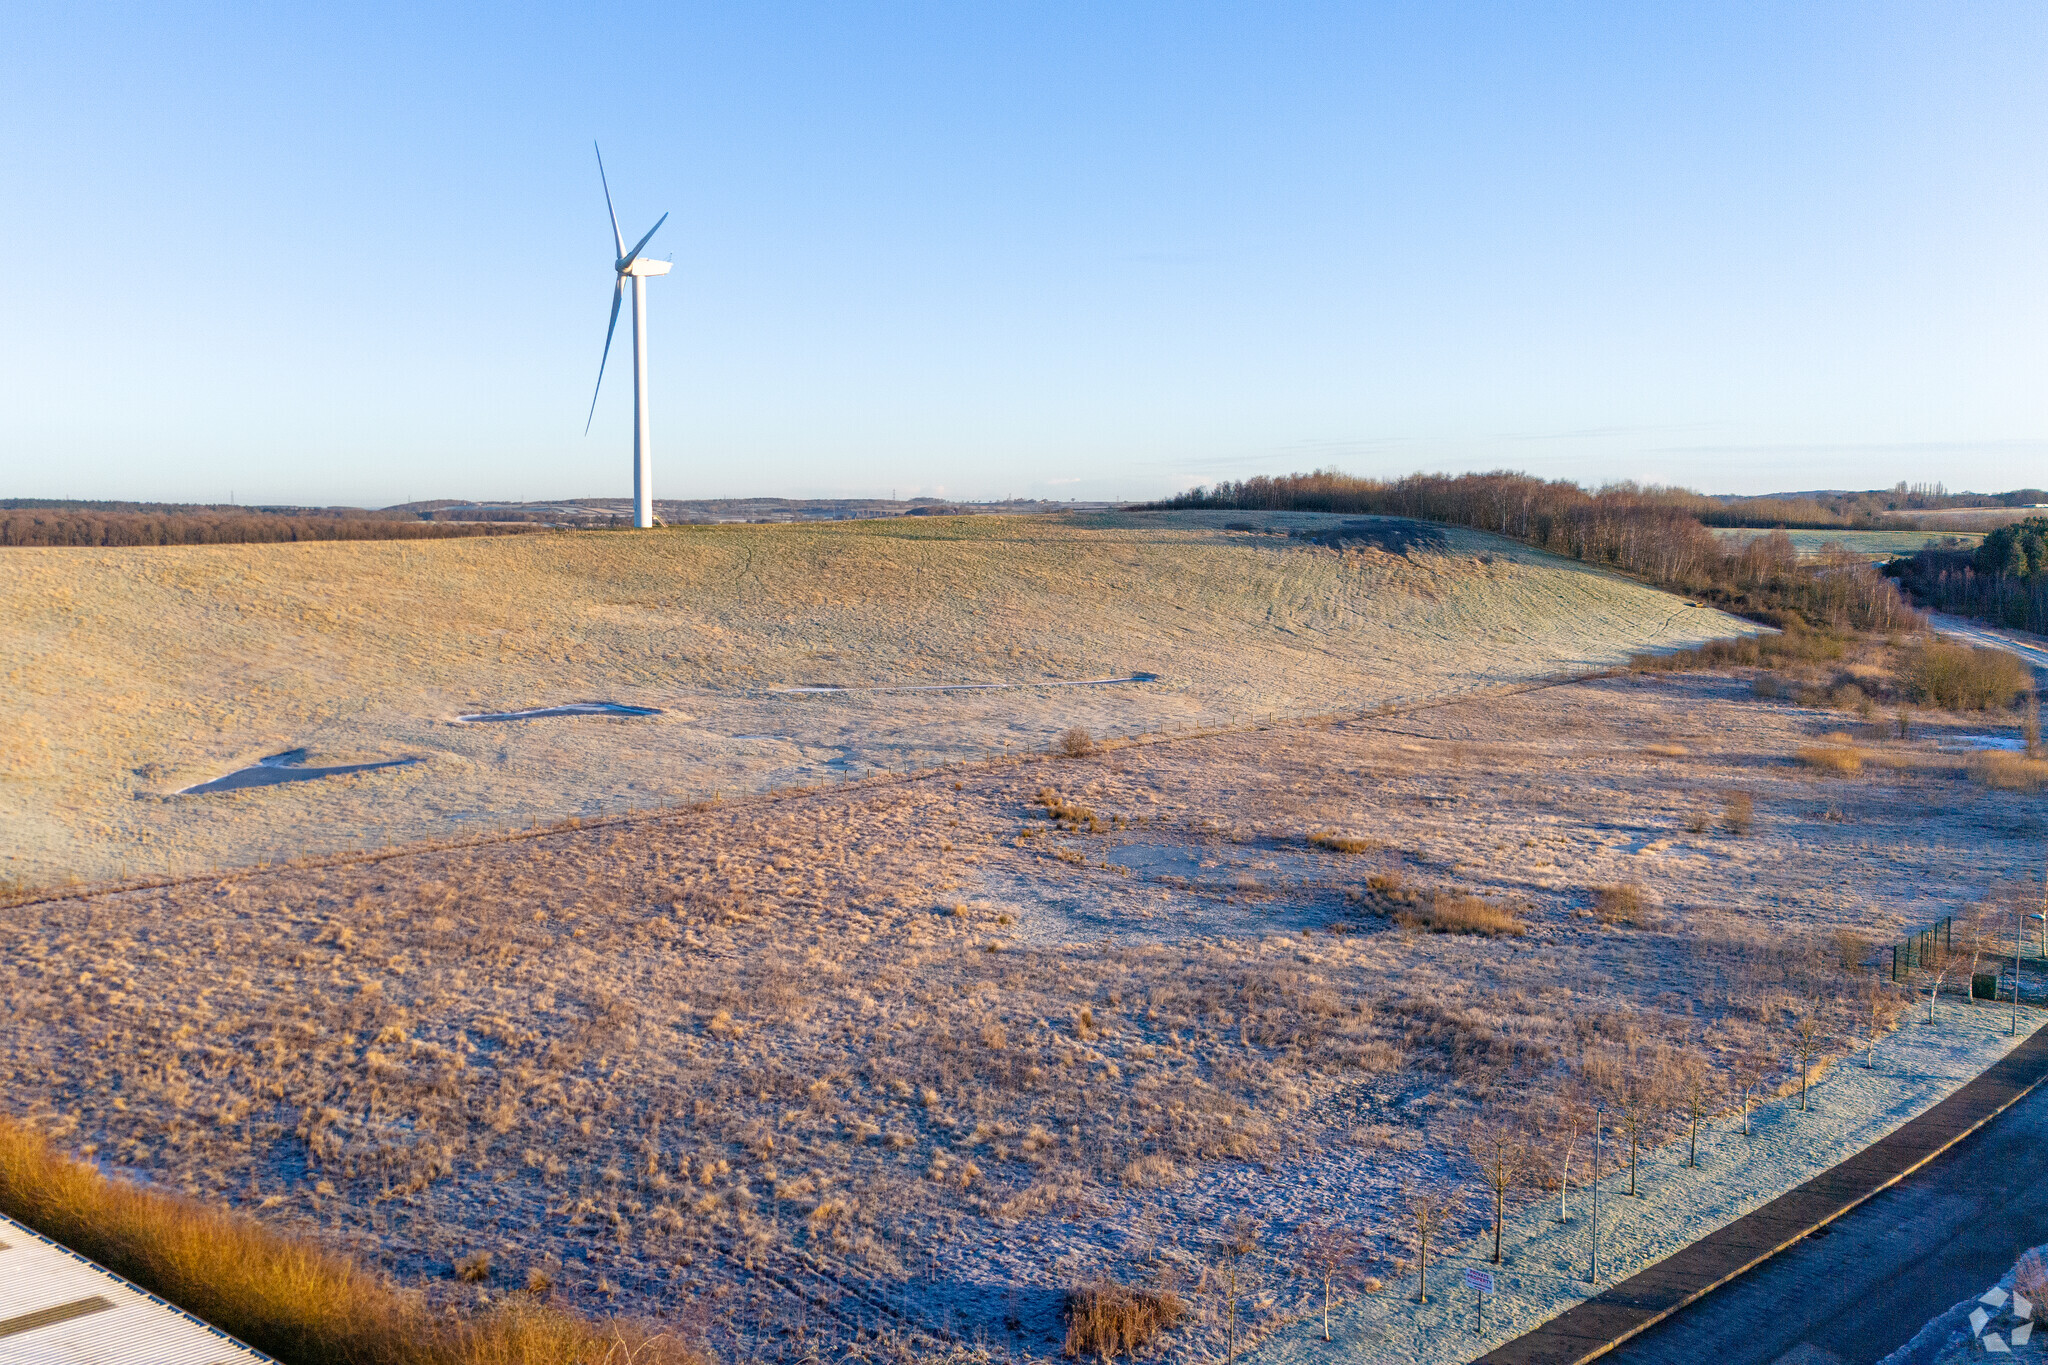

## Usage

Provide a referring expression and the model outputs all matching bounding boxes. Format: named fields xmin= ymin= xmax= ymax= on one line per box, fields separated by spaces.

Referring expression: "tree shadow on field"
xmin=1290 ymin=518 xmax=1450 ymax=556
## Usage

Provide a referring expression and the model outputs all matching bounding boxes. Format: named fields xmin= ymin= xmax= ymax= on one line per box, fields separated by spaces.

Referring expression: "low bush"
xmin=1309 ymin=830 xmax=1382 ymax=853
xmin=1057 ymin=728 xmax=1098 ymax=757
xmin=1062 ymin=1280 xmax=1186 ymax=1360
xmin=0 ymin=1116 xmax=700 ymax=1365
xmin=1904 ymin=643 xmax=2031 ymax=712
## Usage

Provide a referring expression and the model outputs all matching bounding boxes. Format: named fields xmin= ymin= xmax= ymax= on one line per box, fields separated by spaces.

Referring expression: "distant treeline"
xmin=1703 ymin=483 xmax=2048 ymax=528
xmin=3 ymin=499 xmax=420 ymax=519
xmin=1155 ymin=470 xmax=1920 ymax=632
xmin=1 ymin=511 xmax=543 ymax=548
xmin=1887 ymin=518 xmax=2048 ymax=634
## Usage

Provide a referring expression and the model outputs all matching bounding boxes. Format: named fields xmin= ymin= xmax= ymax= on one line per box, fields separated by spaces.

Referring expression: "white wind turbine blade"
xmin=584 ymin=278 xmax=624 ymax=435
xmin=619 ymin=212 xmax=668 ymax=271
xmin=594 ymin=141 xmax=625 ymax=259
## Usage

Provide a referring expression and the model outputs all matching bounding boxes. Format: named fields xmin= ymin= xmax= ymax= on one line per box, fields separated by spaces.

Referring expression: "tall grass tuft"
xmin=0 ymin=1117 xmax=702 ymax=1365
xmin=1395 ymin=893 xmax=1526 ymax=938
xmin=1969 ymin=752 xmax=2048 ymax=792
xmin=1062 ymin=1279 xmax=1185 ymax=1360
xmin=1798 ymin=744 xmax=1865 ymax=776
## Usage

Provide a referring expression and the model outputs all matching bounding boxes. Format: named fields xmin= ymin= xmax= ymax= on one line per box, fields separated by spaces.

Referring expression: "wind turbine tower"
xmin=584 ymin=143 xmax=670 ymax=529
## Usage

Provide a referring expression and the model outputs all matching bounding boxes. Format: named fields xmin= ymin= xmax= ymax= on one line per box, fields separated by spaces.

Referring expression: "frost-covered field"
xmin=1 ymin=510 xmax=1759 ymax=888
xmin=5 ymin=668 xmax=2046 ymax=1362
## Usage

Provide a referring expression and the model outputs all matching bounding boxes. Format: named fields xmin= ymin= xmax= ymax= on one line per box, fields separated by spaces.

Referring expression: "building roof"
xmin=0 ymin=1212 xmax=273 ymax=1364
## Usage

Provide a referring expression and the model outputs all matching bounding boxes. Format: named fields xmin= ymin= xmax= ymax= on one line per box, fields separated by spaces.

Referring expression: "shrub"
xmin=453 ymin=1251 xmax=492 ymax=1283
xmin=1310 ymin=830 xmax=1381 ymax=853
xmin=1062 ymin=1280 xmax=1186 ymax=1360
xmin=1903 ymin=642 xmax=2031 ymax=711
xmin=1058 ymin=728 xmax=1098 ymax=757
xmin=1591 ymin=884 xmax=1656 ymax=928
xmin=1396 ymin=893 xmax=1526 ymax=938
xmin=0 ymin=1116 xmax=701 ymax=1365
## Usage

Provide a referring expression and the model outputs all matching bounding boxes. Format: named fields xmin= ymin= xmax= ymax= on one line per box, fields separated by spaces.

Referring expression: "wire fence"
xmin=1889 ymin=915 xmax=1954 ymax=983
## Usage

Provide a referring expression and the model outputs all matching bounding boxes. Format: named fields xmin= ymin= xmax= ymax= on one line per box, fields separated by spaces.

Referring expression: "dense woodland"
xmin=1886 ymin=518 xmax=2048 ymax=634
xmin=1158 ymin=470 xmax=1922 ymax=632
xmin=0 ymin=510 xmax=542 ymax=547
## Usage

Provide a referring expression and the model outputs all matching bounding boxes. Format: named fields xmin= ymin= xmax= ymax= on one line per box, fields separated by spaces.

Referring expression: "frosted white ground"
xmin=1 ymin=511 xmax=1763 ymax=887
xmin=1250 ymin=1005 xmax=2047 ymax=1365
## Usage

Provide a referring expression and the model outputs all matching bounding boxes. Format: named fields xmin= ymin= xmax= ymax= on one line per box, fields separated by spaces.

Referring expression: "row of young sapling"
xmin=1065 ymin=918 xmax=2030 ymax=1364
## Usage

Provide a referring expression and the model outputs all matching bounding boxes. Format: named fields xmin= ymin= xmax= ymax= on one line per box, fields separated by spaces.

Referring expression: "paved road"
xmin=1927 ymin=612 xmax=2048 ymax=678
xmin=1601 ymin=1073 xmax=2048 ymax=1365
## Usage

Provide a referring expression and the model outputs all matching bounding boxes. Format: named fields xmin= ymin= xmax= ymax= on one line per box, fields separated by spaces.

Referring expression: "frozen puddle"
xmin=769 ymin=672 xmax=1159 ymax=695
xmin=179 ymin=749 xmax=420 ymax=795
xmin=1937 ymin=734 xmax=2030 ymax=753
xmin=457 ymin=701 xmax=662 ymax=722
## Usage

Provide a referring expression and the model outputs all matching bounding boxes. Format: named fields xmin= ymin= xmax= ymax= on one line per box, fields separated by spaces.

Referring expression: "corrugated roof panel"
xmin=0 ymin=1213 xmax=272 ymax=1364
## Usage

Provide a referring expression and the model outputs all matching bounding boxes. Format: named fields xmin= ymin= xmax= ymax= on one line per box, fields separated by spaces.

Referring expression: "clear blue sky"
xmin=2 ymin=2 xmax=2043 ymax=507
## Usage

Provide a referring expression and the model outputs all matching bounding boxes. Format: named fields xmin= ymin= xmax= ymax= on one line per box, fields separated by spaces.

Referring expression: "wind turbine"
xmin=584 ymin=143 xmax=670 ymax=529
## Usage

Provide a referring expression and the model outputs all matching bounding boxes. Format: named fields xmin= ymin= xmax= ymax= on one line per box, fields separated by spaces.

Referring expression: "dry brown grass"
xmin=1395 ymin=892 xmax=1527 ymax=938
xmin=1722 ymin=791 xmax=1755 ymax=835
xmin=1798 ymin=743 xmax=1866 ymax=776
xmin=1591 ymin=884 xmax=1657 ymax=928
xmin=9 ymin=669 xmax=2040 ymax=1355
xmin=1062 ymin=1279 xmax=1185 ymax=1360
xmin=0 ymin=1116 xmax=699 ymax=1365
xmin=1309 ymin=830 xmax=1382 ymax=854
xmin=1969 ymin=752 xmax=2048 ymax=792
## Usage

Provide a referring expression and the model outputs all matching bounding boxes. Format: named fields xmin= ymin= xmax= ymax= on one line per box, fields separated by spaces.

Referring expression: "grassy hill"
xmin=1 ymin=510 xmax=1757 ymax=887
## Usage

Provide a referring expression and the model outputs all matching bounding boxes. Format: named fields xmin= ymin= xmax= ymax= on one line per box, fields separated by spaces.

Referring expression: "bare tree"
xmin=1919 ymin=921 xmax=1978 ymax=1025
xmin=1401 ymin=1181 xmax=1464 ymax=1305
xmin=1670 ymin=1048 xmax=1719 ymax=1167
xmin=1726 ymin=1048 xmax=1772 ymax=1137
xmin=1859 ymin=971 xmax=1901 ymax=1067
xmin=1787 ymin=1002 xmax=1832 ymax=1112
xmin=1540 ymin=1087 xmax=1595 ymax=1222
xmin=1465 ymin=1110 xmax=1533 ymax=1264
xmin=1599 ymin=1046 xmax=1670 ymax=1196
xmin=1212 ymin=1218 xmax=1260 ymax=1365
xmin=1296 ymin=1217 xmax=1362 ymax=1343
